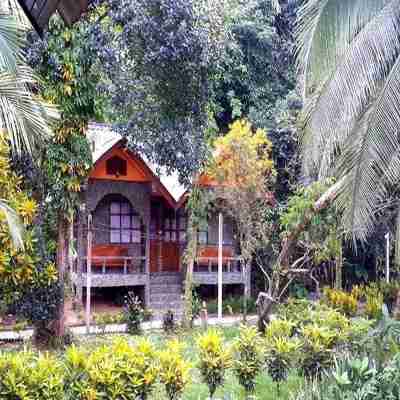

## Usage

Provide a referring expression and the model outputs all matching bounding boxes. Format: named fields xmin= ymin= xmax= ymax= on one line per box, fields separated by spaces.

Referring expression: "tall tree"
xmin=27 ymin=13 xmax=108 ymax=337
xmin=92 ymin=0 xmax=226 ymax=182
xmin=207 ymin=120 xmax=276 ymax=319
xmin=213 ymin=0 xmax=302 ymax=201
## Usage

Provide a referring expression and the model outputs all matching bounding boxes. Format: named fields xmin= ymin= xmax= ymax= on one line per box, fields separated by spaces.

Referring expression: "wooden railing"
xmin=79 ymin=256 xmax=146 ymax=274
xmin=194 ymin=257 xmax=245 ymax=274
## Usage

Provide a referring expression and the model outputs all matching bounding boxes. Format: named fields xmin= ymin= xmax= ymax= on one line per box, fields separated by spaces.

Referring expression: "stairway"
xmin=148 ymin=272 xmax=184 ymax=320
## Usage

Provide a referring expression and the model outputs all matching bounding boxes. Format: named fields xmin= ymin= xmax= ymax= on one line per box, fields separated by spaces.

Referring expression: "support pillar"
xmin=244 ymin=262 xmax=251 ymax=321
xmin=76 ymin=205 xmax=86 ymax=303
xmin=85 ymin=213 xmax=92 ymax=334
xmin=145 ymin=223 xmax=151 ymax=307
xmin=218 ymin=212 xmax=223 ymax=322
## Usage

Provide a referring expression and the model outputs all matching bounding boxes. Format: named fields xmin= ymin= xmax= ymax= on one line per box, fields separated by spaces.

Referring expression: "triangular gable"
xmin=89 ymin=140 xmax=177 ymax=209
xmin=90 ymin=143 xmax=151 ymax=182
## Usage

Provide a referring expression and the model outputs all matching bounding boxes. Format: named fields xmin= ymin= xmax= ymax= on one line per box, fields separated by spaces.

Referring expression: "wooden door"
xmin=161 ymin=241 xmax=180 ymax=272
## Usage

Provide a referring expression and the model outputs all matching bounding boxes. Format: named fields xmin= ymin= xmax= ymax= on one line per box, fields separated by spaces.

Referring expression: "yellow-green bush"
xmin=299 ymin=324 xmax=336 ymax=378
xmin=158 ymin=340 xmax=191 ymax=400
xmin=0 ymin=351 xmax=63 ymax=400
xmin=265 ymin=318 xmax=295 ymax=339
xmin=265 ymin=336 xmax=301 ymax=384
xmin=323 ymin=287 xmax=358 ymax=316
xmin=365 ymin=290 xmax=384 ymax=320
xmin=64 ymin=338 xmax=158 ymax=400
xmin=233 ymin=325 xmax=264 ymax=394
xmin=197 ymin=329 xmax=232 ymax=398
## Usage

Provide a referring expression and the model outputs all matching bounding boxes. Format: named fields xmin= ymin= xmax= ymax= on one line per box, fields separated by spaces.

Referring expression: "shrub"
xmin=365 ymin=289 xmax=383 ymax=320
xmin=347 ymin=318 xmax=374 ymax=355
xmin=158 ymin=340 xmax=191 ymax=400
xmin=276 ymin=298 xmax=314 ymax=325
xmin=192 ymin=288 xmax=202 ymax=322
xmin=375 ymin=281 xmax=400 ymax=311
xmin=265 ymin=336 xmax=301 ymax=385
xmin=233 ymin=325 xmax=264 ymax=394
xmin=299 ymin=324 xmax=336 ymax=378
xmin=207 ymin=296 xmax=257 ymax=315
xmin=123 ymin=292 xmax=144 ymax=334
xmin=112 ymin=311 xmax=126 ymax=324
xmin=64 ymin=338 xmax=158 ymax=400
xmin=295 ymin=354 xmax=400 ymax=400
xmin=93 ymin=312 xmax=115 ymax=334
xmin=323 ymin=288 xmax=358 ymax=316
xmin=143 ymin=308 xmax=153 ymax=322
xmin=0 ymin=351 xmax=63 ymax=400
xmin=163 ymin=310 xmax=175 ymax=333
xmin=197 ymin=329 xmax=232 ymax=398
xmin=265 ymin=318 xmax=295 ymax=339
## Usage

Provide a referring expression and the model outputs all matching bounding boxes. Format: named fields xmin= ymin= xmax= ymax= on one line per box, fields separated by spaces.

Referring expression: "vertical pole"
xmin=145 ymin=222 xmax=151 ymax=307
xmin=76 ymin=205 xmax=85 ymax=303
xmin=385 ymin=232 xmax=390 ymax=283
xmin=68 ymin=213 xmax=74 ymax=275
xmin=85 ymin=213 xmax=92 ymax=334
xmin=218 ymin=212 xmax=223 ymax=322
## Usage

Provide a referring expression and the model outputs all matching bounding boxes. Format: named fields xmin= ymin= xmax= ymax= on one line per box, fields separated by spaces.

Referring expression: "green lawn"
xmin=74 ymin=326 xmax=303 ymax=400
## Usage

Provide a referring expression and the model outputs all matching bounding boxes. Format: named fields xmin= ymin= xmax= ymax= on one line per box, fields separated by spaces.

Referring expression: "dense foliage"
xmin=281 ymin=180 xmax=342 ymax=267
xmin=0 ymin=139 xmax=59 ymax=328
xmin=2 ymin=296 xmax=399 ymax=398
xmin=84 ymin=0 xmax=226 ymax=181
xmin=214 ymin=0 xmax=301 ymax=199
xmin=197 ymin=329 xmax=232 ymax=398
xmin=27 ymin=15 xmax=106 ymax=217
xmin=207 ymin=120 xmax=276 ymax=267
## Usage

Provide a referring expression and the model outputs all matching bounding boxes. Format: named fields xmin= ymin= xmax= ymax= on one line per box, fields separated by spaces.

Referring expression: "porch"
xmin=72 ymin=260 xmax=147 ymax=288
xmin=193 ymin=256 xmax=247 ymax=285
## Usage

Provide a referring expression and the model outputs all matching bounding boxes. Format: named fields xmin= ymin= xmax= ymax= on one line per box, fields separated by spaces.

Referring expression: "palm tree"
xmin=0 ymin=10 xmax=57 ymax=247
xmin=296 ymin=0 xmax=400 ymax=243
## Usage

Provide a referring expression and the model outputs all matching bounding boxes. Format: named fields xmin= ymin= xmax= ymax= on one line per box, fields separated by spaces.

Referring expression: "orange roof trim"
xmin=90 ymin=140 xmax=177 ymax=209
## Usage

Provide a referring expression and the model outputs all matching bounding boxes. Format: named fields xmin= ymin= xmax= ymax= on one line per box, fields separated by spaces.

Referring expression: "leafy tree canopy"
xmin=83 ymin=0 xmax=227 ymax=181
xmin=212 ymin=0 xmax=302 ymax=200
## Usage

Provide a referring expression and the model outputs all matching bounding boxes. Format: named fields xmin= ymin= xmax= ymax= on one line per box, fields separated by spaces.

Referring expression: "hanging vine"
xmin=181 ymin=185 xmax=215 ymax=328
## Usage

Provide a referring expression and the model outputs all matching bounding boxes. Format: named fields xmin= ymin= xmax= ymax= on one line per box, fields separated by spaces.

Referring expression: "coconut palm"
xmin=0 ymin=11 xmax=57 ymax=246
xmin=296 ymin=0 xmax=400 ymax=242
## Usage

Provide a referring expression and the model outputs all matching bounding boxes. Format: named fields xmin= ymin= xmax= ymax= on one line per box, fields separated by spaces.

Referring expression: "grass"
xmin=73 ymin=326 xmax=303 ymax=400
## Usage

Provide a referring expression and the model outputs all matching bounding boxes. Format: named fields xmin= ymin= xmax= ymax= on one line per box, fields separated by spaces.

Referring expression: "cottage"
xmin=72 ymin=123 xmax=250 ymax=316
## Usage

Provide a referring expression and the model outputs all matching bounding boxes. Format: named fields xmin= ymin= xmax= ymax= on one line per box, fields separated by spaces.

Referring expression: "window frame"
xmin=109 ymin=200 xmax=142 ymax=244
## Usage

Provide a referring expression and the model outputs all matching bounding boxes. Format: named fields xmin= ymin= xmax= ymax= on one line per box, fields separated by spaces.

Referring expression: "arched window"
xmin=106 ymin=156 xmax=127 ymax=176
xmin=110 ymin=198 xmax=142 ymax=243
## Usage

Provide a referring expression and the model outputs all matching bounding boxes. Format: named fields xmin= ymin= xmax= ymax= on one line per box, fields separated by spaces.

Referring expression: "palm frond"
xmin=395 ymin=206 xmax=400 ymax=269
xmin=296 ymin=0 xmax=390 ymax=98
xmin=0 ymin=199 xmax=23 ymax=249
xmin=0 ymin=14 xmax=23 ymax=72
xmin=300 ymin=1 xmax=400 ymax=178
xmin=0 ymin=66 xmax=58 ymax=155
xmin=335 ymin=53 xmax=400 ymax=240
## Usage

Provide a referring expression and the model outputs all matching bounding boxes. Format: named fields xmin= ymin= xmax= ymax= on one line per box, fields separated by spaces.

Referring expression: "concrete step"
xmin=150 ymin=273 xmax=183 ymax=285
xmin=149 ymin=284 xmax=182 ymax=294
xmin=150 ymin=293 xmax=183 ymax=303
xmin=149 ymin=301 xmax=184 ymax=310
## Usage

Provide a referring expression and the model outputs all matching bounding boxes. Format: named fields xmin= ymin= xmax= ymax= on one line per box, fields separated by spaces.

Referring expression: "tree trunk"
xmin=54 ymin=214 xmax=69 ymax=338
xmin=256 ymin=292 xmax=275 ymax=332
xmin=256 ymin=178 xmax=346 ymax=331
xmin=393 ymin=289 xmax=400 ymax=320
xmin=243 ymin=262 xmax=251 ymax=322
xmin=335 ymin=239 xmax=343 ymax=290
xmin=182 ymin=221 xmax=197 ymax=329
